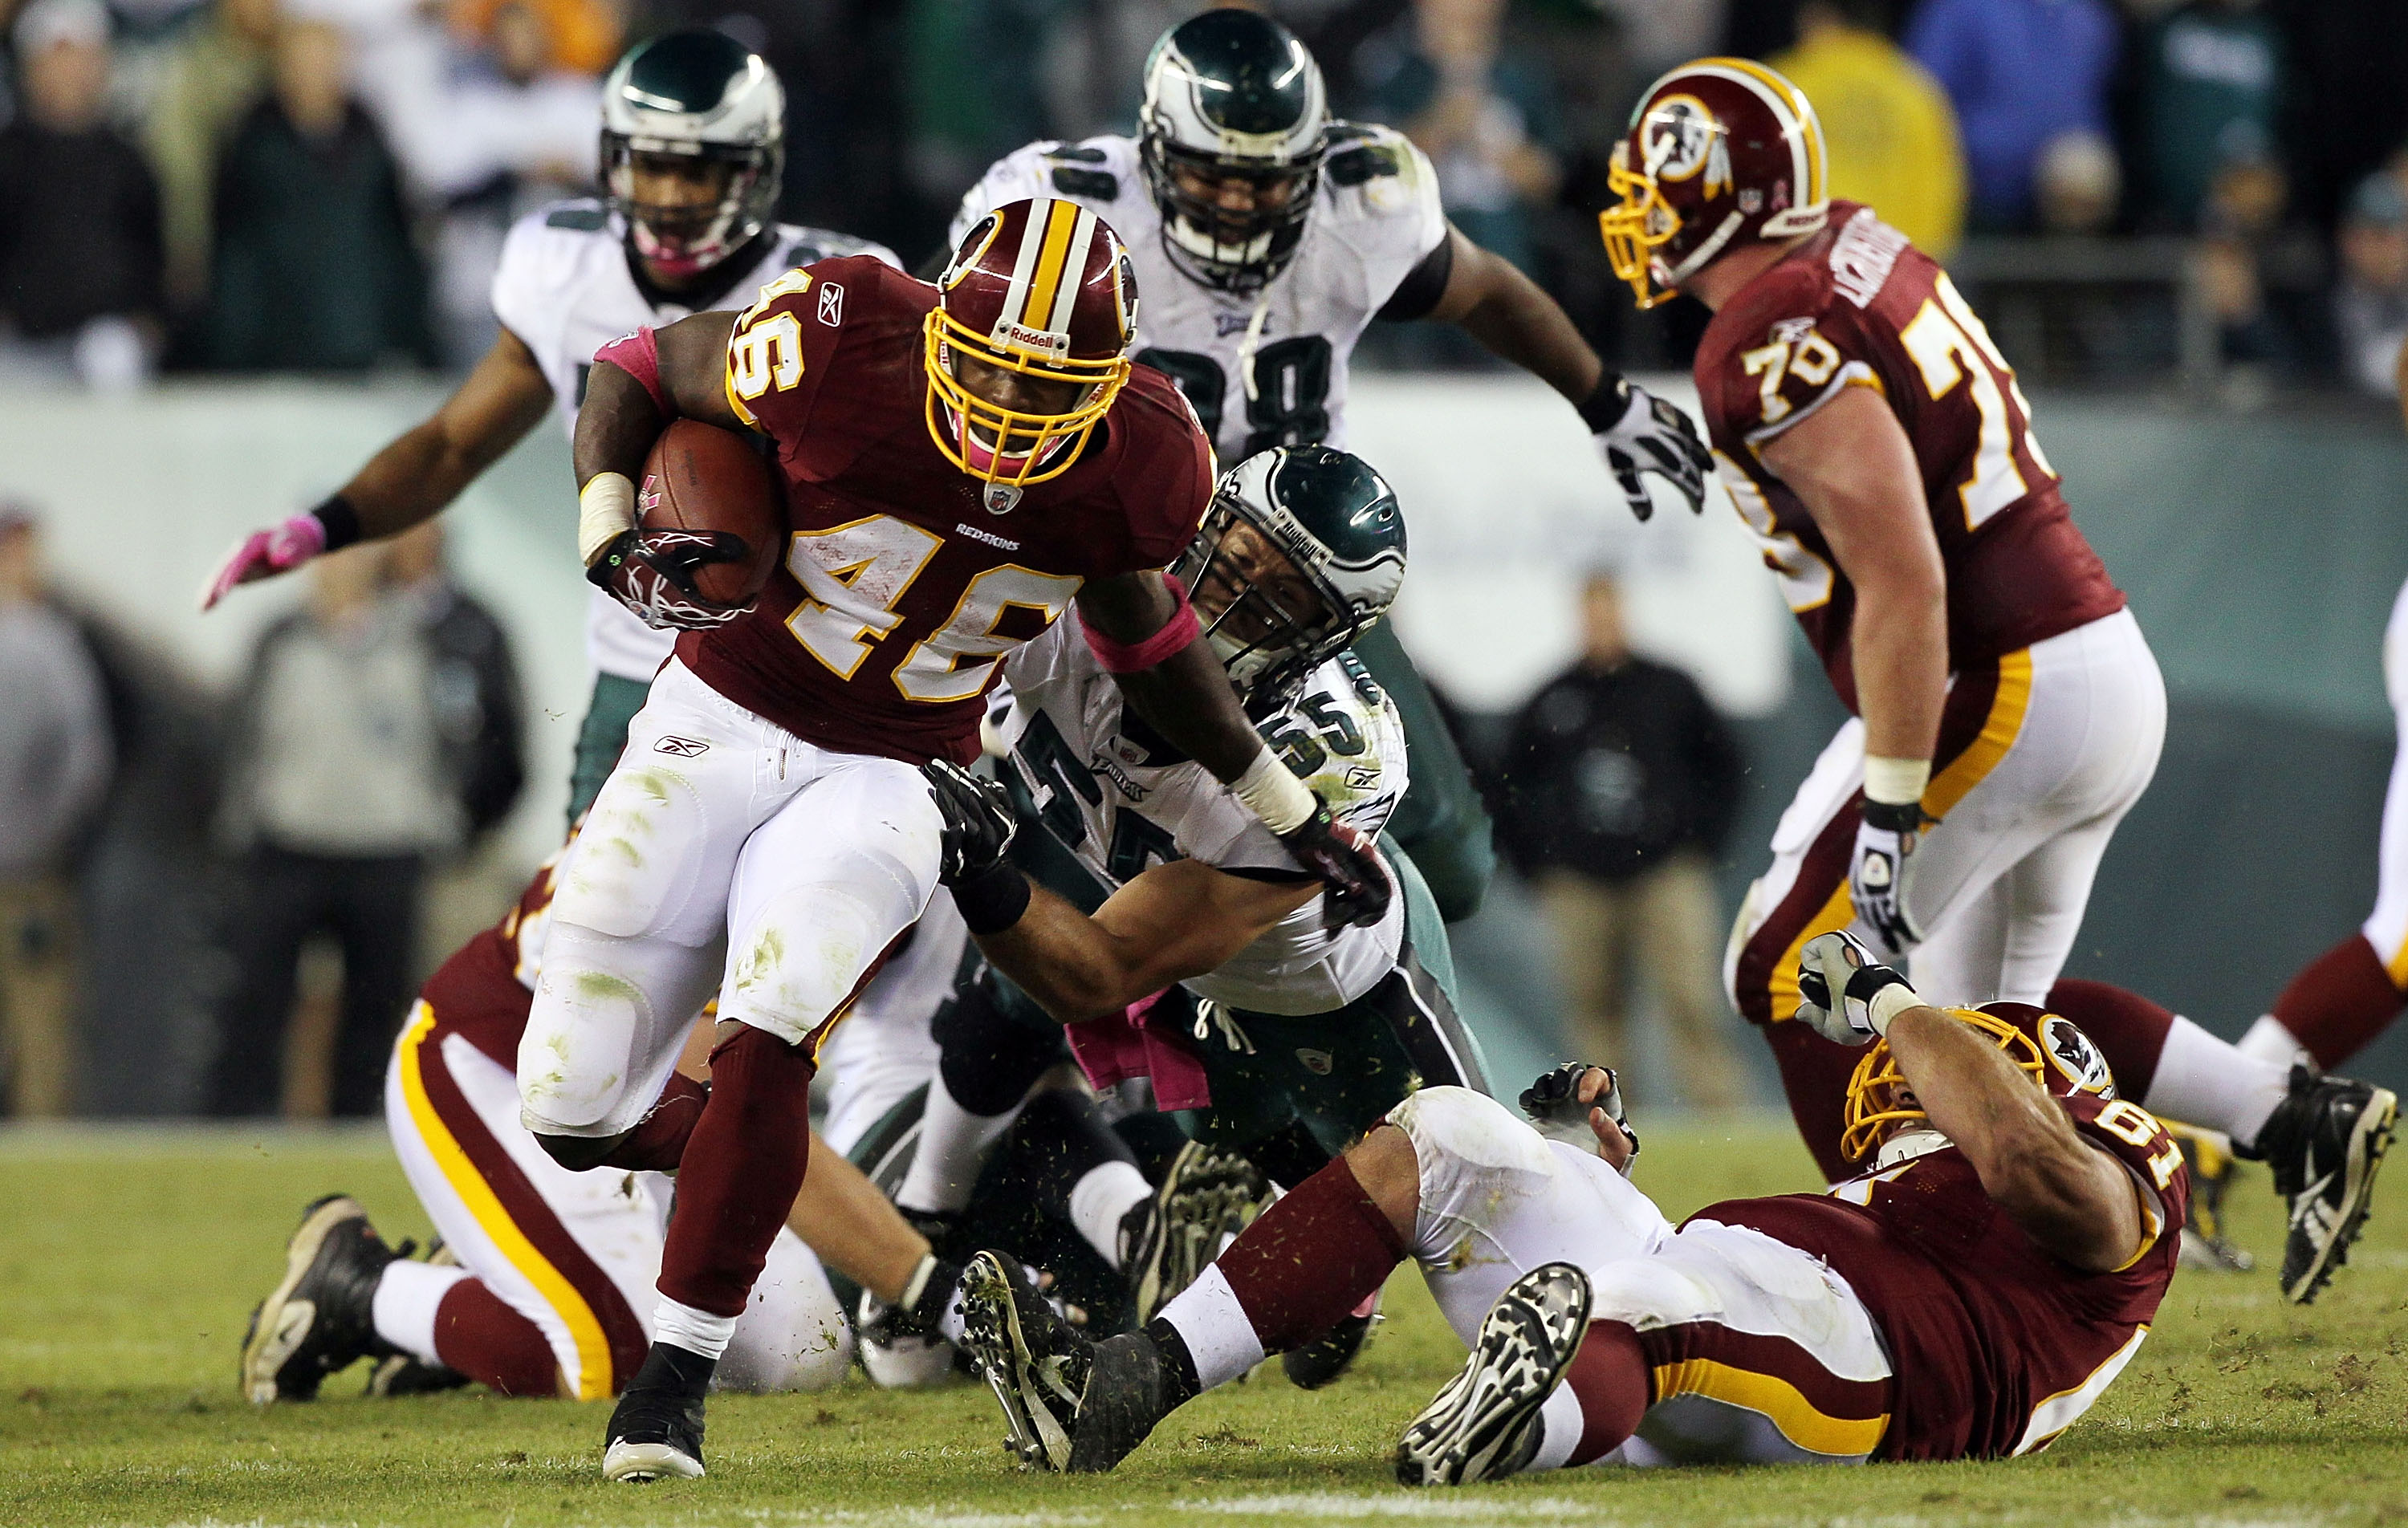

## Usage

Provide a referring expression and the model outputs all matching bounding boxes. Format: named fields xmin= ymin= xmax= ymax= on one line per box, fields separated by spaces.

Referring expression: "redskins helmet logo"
xmin=2041 ymin=1015 xmax=2117 ymax=1099
xmin=1641 ymin=95 xmax=1721 ymax=182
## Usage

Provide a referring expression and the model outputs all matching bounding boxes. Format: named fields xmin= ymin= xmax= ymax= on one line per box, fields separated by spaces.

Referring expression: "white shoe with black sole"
xmin=1396 ymin=1262 xmax=1592 ymax=1487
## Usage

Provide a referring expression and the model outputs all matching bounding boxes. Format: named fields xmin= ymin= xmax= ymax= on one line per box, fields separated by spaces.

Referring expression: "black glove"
xmin=921 ymin=758 xmax=1018 ymax=884
xmin=588 ymin=527 xmax=752 ymax=631
xmin=1587 ymin=377 xmax=1713 ymax=523
xmin=1520 ymin=1062 xmax=1640 ymax=1162
xmin=1278 ymin=800 xmax=1391 ymax=931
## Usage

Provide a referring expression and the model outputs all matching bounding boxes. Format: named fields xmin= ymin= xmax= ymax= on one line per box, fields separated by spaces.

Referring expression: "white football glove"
xmin=1849 ymin=799 xmax=1926 ymax=959
xmin=1793 ymin=929 xmax=1923 ymax=1046
xmin=1590 ymin=379 xmax=1712 ymax=522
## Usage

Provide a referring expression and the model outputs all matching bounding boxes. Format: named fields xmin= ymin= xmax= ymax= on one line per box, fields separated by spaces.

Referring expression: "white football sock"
xmin=895 ymin=1074 xmax=1024 ymax=1215
xmin=2142 ymin=1014 xmax=2290 ymax=1149
xmin=1068 ymin=1160 xmax=1153 ymax=1268
xmin=1157 ymin=1263 xmax=1264 ymax=1390
xmin=369 ymin=1260 xmax=468 ymax=1366
xmin=2239 ymin=1014 xmax=2312 ymax=1071
xmin=1527 ymin=1383 xmax=1588 ymax=1473
xmin=653 ymin=1296 xmax=738 ymax=1361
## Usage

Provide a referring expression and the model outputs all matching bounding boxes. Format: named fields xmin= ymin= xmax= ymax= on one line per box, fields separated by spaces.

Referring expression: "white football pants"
xmin=519 ymin=660 xmax=945 ymax=1140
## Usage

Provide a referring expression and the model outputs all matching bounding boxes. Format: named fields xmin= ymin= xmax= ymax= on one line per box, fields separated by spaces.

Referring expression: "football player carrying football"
xmin=1597 ymin=57 xmax=2392 ymax=1296
xmin=200 ymin=30 xmax=893 ymax=826
xmin=919 ymin=445 xmax=1486 ymax=1388
xmin=962 ymin=931 xmax=2183 ymax=1479
xmin=534 ymin=196 xmax=1392 ymax=1483
xmin=948 ymin=7 xmax=1716 ymax=920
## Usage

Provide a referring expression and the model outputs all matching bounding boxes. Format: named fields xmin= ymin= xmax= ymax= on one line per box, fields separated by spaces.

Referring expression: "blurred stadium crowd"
xmin=0 ymin=0 xmax=2403 ymax=393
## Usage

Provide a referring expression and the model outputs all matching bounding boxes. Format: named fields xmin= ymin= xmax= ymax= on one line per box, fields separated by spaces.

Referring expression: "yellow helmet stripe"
xmin=1046 ymin=208 xmax=1099 ymax=336
xmin=1019 ymin=201 xmax=1084 ymax=339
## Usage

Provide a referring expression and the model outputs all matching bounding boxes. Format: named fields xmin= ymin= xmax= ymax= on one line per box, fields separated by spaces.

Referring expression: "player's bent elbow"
xmin=1987 ymin=1148 xmax=2137 ymax=1272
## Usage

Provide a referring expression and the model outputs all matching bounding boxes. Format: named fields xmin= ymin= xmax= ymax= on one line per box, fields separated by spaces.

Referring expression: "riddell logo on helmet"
xmin=999 ymin=322 xmax=1068 ymax=356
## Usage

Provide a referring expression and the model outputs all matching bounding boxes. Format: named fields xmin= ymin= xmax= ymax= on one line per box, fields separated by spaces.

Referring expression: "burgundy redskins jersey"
xmin=1697 ymin=1089 xmax=2187 ymax=1461
xmin=1694 ymin=202 xmax=2124 ymax=712
xmin=677 ymin=255 xmax=1214 ymax=766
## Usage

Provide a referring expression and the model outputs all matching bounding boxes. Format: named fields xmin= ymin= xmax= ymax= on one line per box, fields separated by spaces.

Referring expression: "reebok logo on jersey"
xmin=1345 ymin=765 xmax=1381 ymax=790
xmin=654 ymin=736 xmax=710 ymax=758
xmin=816 ymin=282 xmax=844 ymax=327
xmin=954 ymin=522 xmax=1020 ymax=551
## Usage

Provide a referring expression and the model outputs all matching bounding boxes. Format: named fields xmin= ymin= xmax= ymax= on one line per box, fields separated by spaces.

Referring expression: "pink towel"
xmin=1064 ymin=990 xmax=1213 ymax=1111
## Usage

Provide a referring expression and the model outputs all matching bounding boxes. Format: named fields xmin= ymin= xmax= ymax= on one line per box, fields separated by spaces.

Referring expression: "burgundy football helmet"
xmin=1841 ymin=1002 xmax=2117 ymax=1164
xmin=1597 ymin=57 xmax=1829 ymax=308
xmin=925 ymin=197 xmax=1140 ymax=486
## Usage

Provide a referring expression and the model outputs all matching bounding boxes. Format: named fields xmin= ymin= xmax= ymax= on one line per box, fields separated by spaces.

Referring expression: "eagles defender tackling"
xmin=951 ymin=7 xmax=1717 ymax=923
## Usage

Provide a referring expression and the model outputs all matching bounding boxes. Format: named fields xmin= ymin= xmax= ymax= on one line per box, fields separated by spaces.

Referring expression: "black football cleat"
xmin=1121 ymin=1141 xmax=1267 ymax=1327
xmin=1282 ymin=1290 xmax=1380 ymax=1390
xmin=1397 ymin=1262 xmax=1592 ymax=1487
xmin=240 ymin=1195 xmax=408 ymax=1404
xmin=1064 ymin=1329 xmax=1182 ymax=1473
xmin=2164 ymin=1122 xmax=2254 ymax=1274
xmin=601 ymin=1343 xmax=713 ymax=1481
xmin=2254 ymin=1067 xmax=2398 ymax=1303
xmin=959 ymin=1250 xmax=1093 ymax=1470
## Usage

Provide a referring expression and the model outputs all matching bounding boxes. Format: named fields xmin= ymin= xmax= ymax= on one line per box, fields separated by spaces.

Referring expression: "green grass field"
xmin=4 ymin=1120 xmax=2406 ymax=1528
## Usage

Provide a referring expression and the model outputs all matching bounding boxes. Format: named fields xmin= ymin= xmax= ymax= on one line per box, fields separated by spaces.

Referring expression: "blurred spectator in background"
xmin=1361 ymin=0 xmax=1562 ymax=278
xmin=387 ymin=521 xmax=523 ymax=844
xmin=1906 ymin=0 xmax=2118 ymax=233
xmin=1771 ymin=0 xmax=1964 ymax=256
xmin=142 ymin=0 xmax=276 ymax=315
xmin=2132 ymin=0 xmax=2280 ymax=231
xmin=2335 ymin=171 xmax=2408 ymax=397
xmin=1499 ymin=575 xmax=1745 ymax=1110
xmin=204 ymin=15 xmax=432 ymax=371
xmin=0 ymin=507 xmax=116 ymax=1118
xmin=447 ymin=0 xmax=616 ymax=75
xmin=208 ymin=541 xmax=466 ymax=1119
xmin=2197 ymin=141 xmax=2297 ymax=373
xmin=2033 ymin=127 xmax=2120 ymax=234
xmin=405 ymin=1 xmax=598 ymax=364
xmin=0 ymin=0 xmax=165 ymax=389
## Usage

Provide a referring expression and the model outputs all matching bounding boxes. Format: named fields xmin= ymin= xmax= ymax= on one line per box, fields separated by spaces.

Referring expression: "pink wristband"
xmin=1084 ymin=574 xmax=1201 ymax=673
xmin=594 ymin=327 xmax=669 ymax=416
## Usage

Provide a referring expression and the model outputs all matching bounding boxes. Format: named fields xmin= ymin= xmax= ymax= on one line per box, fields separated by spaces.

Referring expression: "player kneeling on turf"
xmin=961 ymin=929 xmax=2184 ymax=1477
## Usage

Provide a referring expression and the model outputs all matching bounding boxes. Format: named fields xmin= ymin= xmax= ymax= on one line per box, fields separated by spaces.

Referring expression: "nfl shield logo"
xmin=1296 ymin=1048 xmax=1334 ymax=1076
xmin=983 ymin=482 xmax=1023 ymax=515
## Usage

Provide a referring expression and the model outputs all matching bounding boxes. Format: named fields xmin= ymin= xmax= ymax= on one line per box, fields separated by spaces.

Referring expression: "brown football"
xmin=637 ymin=418 xmax=786 ymax=607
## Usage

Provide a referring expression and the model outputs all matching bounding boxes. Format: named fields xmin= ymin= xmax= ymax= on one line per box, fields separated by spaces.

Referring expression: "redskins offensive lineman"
xmin=950 ymin=8 xmax=1717 ymax=920
xmin=961 ymin=930 xmax=2184 ymax=1477
xmin=1597 ymin=58 xmax=2390 ymax=1296
xmin=532 ymin=197 xmax=1390 ymax=1482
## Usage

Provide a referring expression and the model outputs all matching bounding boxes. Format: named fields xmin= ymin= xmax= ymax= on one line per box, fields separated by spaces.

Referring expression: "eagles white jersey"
xmin=489 ymin=200 xmax=899 ymax=683
xmin=950 ymin=125 xmax=1446 ymax=469
xmin=998 ymin=612 xmax=1409 ymax=1016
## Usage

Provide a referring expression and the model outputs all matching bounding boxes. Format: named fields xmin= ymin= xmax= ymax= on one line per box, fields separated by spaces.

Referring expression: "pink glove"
xmin=200 ymin=513 xmax=327 ymax=610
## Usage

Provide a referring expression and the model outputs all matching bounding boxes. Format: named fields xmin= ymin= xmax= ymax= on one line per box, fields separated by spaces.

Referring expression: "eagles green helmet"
xmin=1173 ymin=445 xmax=1407 ymax=702
xmin=600 ymin=30 xmax=784 ymax=279
xmin=1137 ymin=9 xmax=1329 ymax=295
